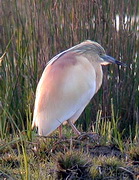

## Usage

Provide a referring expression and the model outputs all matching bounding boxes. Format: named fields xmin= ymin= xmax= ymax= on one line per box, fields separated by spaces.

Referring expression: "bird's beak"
xmin=100 ymin=55 xmax=126 ymax=67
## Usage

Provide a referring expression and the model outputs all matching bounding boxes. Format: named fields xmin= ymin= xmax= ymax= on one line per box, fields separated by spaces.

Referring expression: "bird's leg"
xmin=58 ymin=124 xmax=63 ymax=138
xmin=68 ymin=120 xmax=81 ymax=136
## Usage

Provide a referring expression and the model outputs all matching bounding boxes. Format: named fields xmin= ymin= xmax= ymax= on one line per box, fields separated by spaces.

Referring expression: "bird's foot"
xmin=77 ymin=132 xmax=100 ymax=143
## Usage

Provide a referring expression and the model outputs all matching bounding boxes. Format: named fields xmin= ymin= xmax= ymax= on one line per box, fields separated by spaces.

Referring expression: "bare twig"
xmin=118 ymin=167 xmax=135 ymax=180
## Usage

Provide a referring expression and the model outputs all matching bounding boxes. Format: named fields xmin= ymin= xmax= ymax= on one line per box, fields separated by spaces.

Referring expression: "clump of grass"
xmin=30 ymin=137 xmax=57 ymax=160
xmin=55 ymin=151 xmax=92 ymax=179
xmin=128 ymin=146 xmax=139 ymax=161
xmin=0 ymin=153 xmax=20 ymax=169
xmin=90 ymin=156 xmax=125 ymax=179
xmin=92 ymin=106 xmax=124 ymax=152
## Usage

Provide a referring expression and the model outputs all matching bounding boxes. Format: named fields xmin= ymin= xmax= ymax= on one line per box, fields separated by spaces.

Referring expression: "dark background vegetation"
xmin=0 ymin=0 xmax=139 ymax=138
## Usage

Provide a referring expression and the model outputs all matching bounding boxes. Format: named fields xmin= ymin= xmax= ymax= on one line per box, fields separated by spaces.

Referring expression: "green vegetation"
xmin=0 ymin=0 xmax=139 ymax=179
xmin=0 ymin=130 xmax=139 ymax=179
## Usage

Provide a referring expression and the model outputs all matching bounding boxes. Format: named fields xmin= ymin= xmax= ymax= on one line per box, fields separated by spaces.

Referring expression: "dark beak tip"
xmin=119 ymin=62 xmax=127 ymax=67
xmin=122 ymin=63 xmax=127 ymax=67
xmin=101 ymin=55 xmax=126 ymax=67
xmin=115 ymin=60 xmax=126 ymax=67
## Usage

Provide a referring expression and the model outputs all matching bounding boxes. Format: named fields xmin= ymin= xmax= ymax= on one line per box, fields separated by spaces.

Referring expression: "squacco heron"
xmin=32 ymin=40 xmax=125 ymax=137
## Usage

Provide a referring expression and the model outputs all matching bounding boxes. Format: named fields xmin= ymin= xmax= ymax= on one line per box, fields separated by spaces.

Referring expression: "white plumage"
xmin=32 ymin=40 xmax=124 ymax=136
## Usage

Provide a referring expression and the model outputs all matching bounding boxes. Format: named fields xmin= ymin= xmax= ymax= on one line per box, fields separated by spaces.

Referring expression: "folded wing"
xmin=32 ymin=52 xmax=97 ymax=136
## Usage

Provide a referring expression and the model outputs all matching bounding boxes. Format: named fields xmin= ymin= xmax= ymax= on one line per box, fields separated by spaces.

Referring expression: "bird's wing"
xmin=32 ymin=52 xmax=96 ymax=136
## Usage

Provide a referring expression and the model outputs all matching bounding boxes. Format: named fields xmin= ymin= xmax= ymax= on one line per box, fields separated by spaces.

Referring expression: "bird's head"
xmin=70 ymin=40 xmax=126 ymax=67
